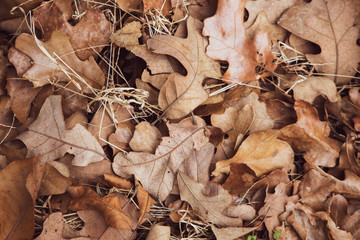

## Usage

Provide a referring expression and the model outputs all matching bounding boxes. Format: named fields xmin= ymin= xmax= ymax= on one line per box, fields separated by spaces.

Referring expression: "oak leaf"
xmin=147 ymin=16 xmax=221 ymax=119
xmin=278 ymin=0 xmax=360 ymax=84
xmin=203 ymin=0 xmax=276 ymax=84
xmin=113 ymin=116 xmax=214 ymax=201
xmin=280 ymin=100 xmax=341 ymax=167
xmin=18 ymin=95 xmax=105 ymax=165
xmin=178 ymin=172 xmax=242 ymax=227
xmin=10 ymin=31 xmax=105 ymax=92
xmin=213 ymin=130 xmax=294 ymax=177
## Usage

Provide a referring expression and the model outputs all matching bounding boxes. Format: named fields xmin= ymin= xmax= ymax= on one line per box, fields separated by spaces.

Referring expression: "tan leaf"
xmin=0 ymin=95 xmax=18 ymax=142
xmin=7 ymin=47 xmax=32 ymax=76
xmin=177 ymin=172 xmax=242 ymax=227
xmin=115 ymin=0 xmax=141 ymax=12
xmin=245 ymin=11 xmax=288 ymax=44
xmin=146 ymin=224 xmax=171 ymax=240
xmin=315 ymin=211 xmax=354 ymax=240
xmin=293 ymin=77 xmax=340 ymax=103
xmin=211 ymin=226 xmax=257 ymax=240
xmin=349 ymin=87 xmax=360 ymax=107
xmin=34 ymin=4 xmax=111 ymax=60
xmin=147 ymin=17 xmax=221 ymax=119
xmin=113 ymin=116 xmax=213 ymax=201
xmin=278 ymin=0 xmax=360 ymax=84
xmin=12 ymin=31 xmax=105 ymax=92
xmin=143 ymin=0 xmax=172 ymax=15
xmin=203 ymin=0 xmax=276 ymax=84
xmin=135 ymin=180 xmax=155 ymax=224
xmin=108 ymin=123 xmax=135 ymax=154
xmin=111 ymin=21 xmax=174 ymax=75
xmin=244 ymin=0 xmax=303 ymax=28
xmin=35 ymin=212 xmax=65 ymax=240
xmin=213 ymin=130 xmax=294 ymax=177
xmin=68 ymin=186 xmax=134 ymax=230
xmin=18 ymin=95 xmax=105 ymax=165
xmin=280 ymin=100 xmax=341 ymax=167
xmin=129 ymin=121 xmax=162 ymax=153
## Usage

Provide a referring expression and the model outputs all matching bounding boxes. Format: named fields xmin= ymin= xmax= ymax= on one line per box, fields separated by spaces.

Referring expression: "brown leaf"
xmin=0 ymin=95 xmax=18 ymax=142
xmin=278 ymin=0 xmax=360 ymax=84
xmin=129 ymin=121 xmax=162 ymax=153
xmin=349 ymin=87 xmax=360 ymax=107
xmin=34 ymin=4 xmax=111 ymax=61
xmin=0 ymin=157 xmax=39 ymax=240
xmin=18 ymin=95 xmax=105 ymax=165
xmin=68 ymin=186 xmax=134 ymax=230
xmin=146 ymin=224 xmax=170 ymax=240
xmin=293 ymin=77 xmax=339 ymax=103
xmin=315 ymin=211 xmax=354 ymax=240
xmin=280 ymin=100 xmax=341 ymax=167
xmin=177 ymin=172 xmax=242 ymax=227
xmin=108 ymin=123 xmax=135 ymax=154
xmin=135 ymin=180 xmax=155 ymax=224
xmin=11 ymin=31 xmax=105 ymax=92
xmin=211 ymin=226 xmax=258 ymax=240
xmin=115 ymin=0 xmax=141 ymax=12
xmin=203 ymin=0 xmax=276 ymax=84
xmin=147 ymin=17 xmax=221 ymax=119
xmin=143 ymin=0 xmax=172 ymax=15
xmin=8 ymin=47 xmax=32 ymax=76
xmin=113 ymin=116 xmax=213 ymax=201
xmin=244 ymin=0 xmax=303 ymax=28
xmin=35 ymin=212 xmax=66 ymax=240
xmin=213 ymin=130 xmax=294 ymax=177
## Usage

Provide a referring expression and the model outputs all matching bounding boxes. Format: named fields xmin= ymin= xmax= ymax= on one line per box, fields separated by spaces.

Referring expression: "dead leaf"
xmin=293 ymin=77 xmax=339 ymax=103
xmin=113 ymin=116 xmax=214 ymax=201
xmin=8 ymin=47 xmax=32 ymax=76
xmin=68 ymin=186 xmax=134 ymax=230
xmin=143 ymin=0 xmax=172 ymax=15
xmin=18 ymin=95 xmax=105 ymax=165
xmin=147 ymin=17 xmax=221 ymax=119
xmin=315 ymin=211 xmax=354 ymax=240
xmin=203 ymin=0 xmax=276 ymax=84
xmin=211 ymin=226 xmax=258 ymax=240
xmin=177 ymin=172 xmax=242 ymax=227
xmin=34 ymin=5 xmax=111 ymax=61
xmin=129 ymin=121 xmax=162 ymax=153
xmin=0 ymin=95 xmax=18 ymax=142
xmin=115 ymin=0 xmax=141 ymax=12
xmin=349 ymin=87 xmax=360 ymax=107
xmin=280 ymin=100 xmax=341 ymax=167
xmin=11 ymin=31 xmax=105 ymax=92
xmin=35 ymin=212 xmax=66 ymax=240
xmin=146 ymin=224 xmax=170 ymax=240
xmin=135 ymin=180 xmax=155 ymax=224
xmin=278 ymin=0 xmax=360 ymax=84
xmin=244 ymin=0 xmax=303 ymax=28
xmin=108 ymin=123 xmax=135 ymax=154
xmin=213 ymin=130 xmax=294 ymax=177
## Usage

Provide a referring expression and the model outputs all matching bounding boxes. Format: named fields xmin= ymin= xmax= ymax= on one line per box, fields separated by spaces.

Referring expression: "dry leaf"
xmin=68 ymin=186 xmax=134 ymax=230
xmin=203 ymin=0 xmax=276 ymax=84
xmin=143 ymin=0 xmax=172 ymax=15
xmin=129 ymin=121 xmax=162 ymax=153
xmin=147 ymin=17 xmax=221 ymax=119
xmin=18 ymin=95 xmax=105 ymax=165
xmin=108 ymin=123 xmax=135 ymax=154
xmin=146 ymin=224 xmax=171 ymax=240
xmin=35 ymin=212 xmax=66 ymax=240
xmin=34 ymin=4 xmax=111 ymax=60
xmin=280 ymin=100 xmax=341 ymax=167
xmin=0 ymin=95 xmax=18 ymax=142
xmin=315 ymin=211 xmax=354 ymax=240
xmin=10 ymin=31 xmax=105 ymax=92
xmin=115 ymin=0 xmax=141 ymax=12
xmin=211 ymin=226 xmax=257 ymax=240
xmin=278 ymin=0 xmax=360 ymax=84
xmin=293 ymin=77 xmax=340 ymax=103
xmin=177 ymin=172 xmax=242 ymax=227
xmin=349 ymin=87 xmax=360 ymax=107
xmin=113 ymin=116 xmax=213 ymax=201
xmin=213 ymin=130 xmax=293 ymax=177
xmin=244 ymin=0 xmax=302 ymax=28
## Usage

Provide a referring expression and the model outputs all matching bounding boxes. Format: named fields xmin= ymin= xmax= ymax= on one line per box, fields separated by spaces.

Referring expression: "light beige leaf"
xmin=293 ymin=77 xmax=340 ymax=103
xmin=129 ymin=121 xmax=162 ymax=153
xmin=213 ymin=130 xmax=293 ymax=177
xmin=18 ymin=95 xmax=105 ymax=165
xmin=278 ymin=0 xmax=360 ymax=84
xmin=146 ymin=224 xmax=171 ymax=240
xmin=178 ymin=172 xmax=242 ymax=227
xmin=147 ymin=17 xmax=221 ymax=119
xmin=11 ymin=31 xmax=105 ymax=92
xmin=211 ymin=226 xmax=257 ymax=240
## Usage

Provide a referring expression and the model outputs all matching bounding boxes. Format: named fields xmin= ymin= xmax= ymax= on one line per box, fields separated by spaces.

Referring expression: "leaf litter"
xmin=1 ymin=0 xmax=360 ymax=239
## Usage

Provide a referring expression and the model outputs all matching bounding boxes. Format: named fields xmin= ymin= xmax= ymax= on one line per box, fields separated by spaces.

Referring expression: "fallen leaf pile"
xmin=1 ymin=0 xmax=360 ymax=239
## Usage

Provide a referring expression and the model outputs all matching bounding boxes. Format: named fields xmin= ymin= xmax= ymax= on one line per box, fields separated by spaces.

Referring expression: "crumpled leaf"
xmin=113 ymin=116 xmax=214 ymax=201
xmin=293 ymin=77 xmax=340 ymax=103
xmin=244 ymin=0 xmax=303 ymax=28
xmin=178 ymin=172 xmax=242 ymax=227
xmin=10 ymin=31 xmax=105 ymax=92
xmin=213 ymin=130 xmax=294 ymax=177
xmin=147 ymin=16 xmax=221 ymax=119
xmin=68 ymin=186 xmax=134 ymax=230
xmin=315 ymin=211 xmax=354 ymax=240
xmin=280 ymin=100 xmax=341 ymax=167
xmin=278 ymin=0 xmax=360 ymax=84
xmin=18 ymin=95 xmax=105 ymax=165
xmin=129 ymin=121 xmax=162 ymax=153
xmin=34 ymin=3 xmax=111 ymax=60
xmin=203 ymin=0 xmax=276 ymax=84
